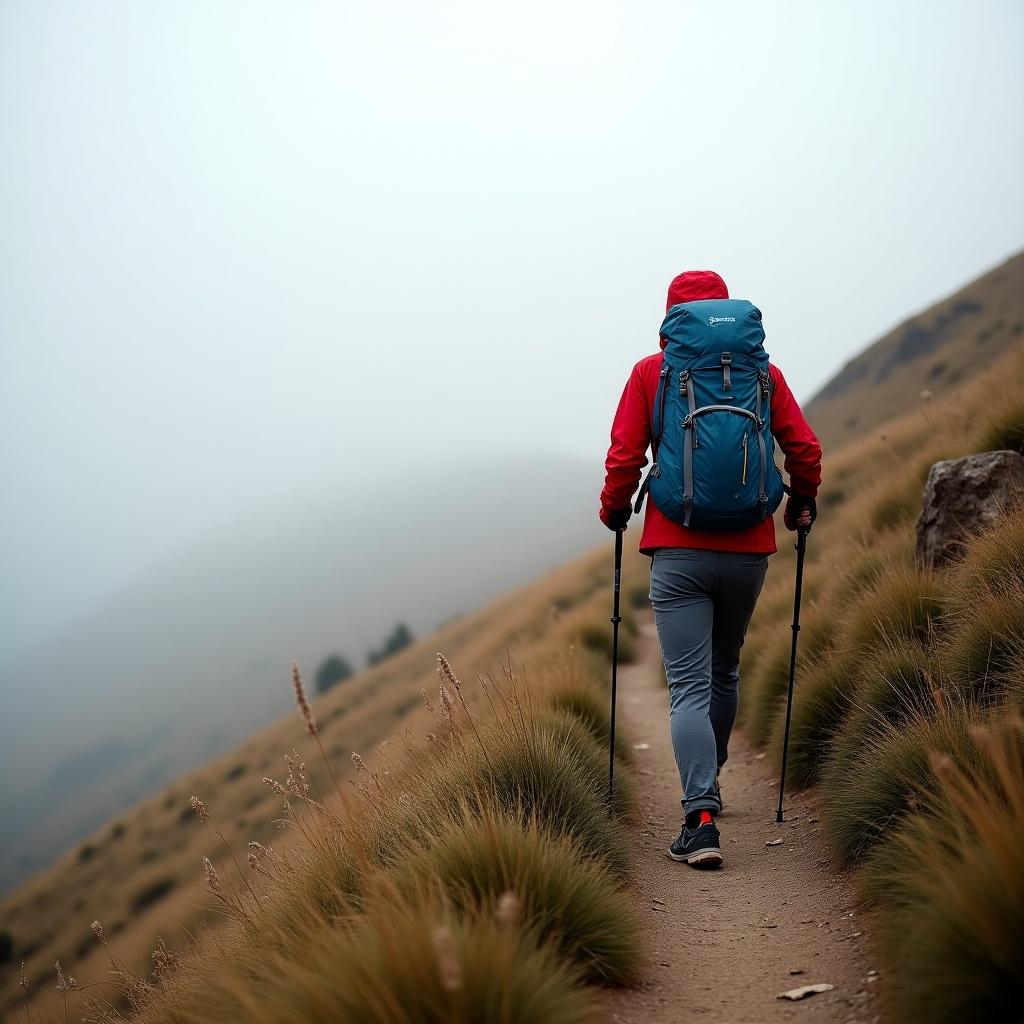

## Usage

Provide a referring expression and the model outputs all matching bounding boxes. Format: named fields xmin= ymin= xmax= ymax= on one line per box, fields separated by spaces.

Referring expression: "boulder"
xmin=915 ymin=451 xmax=1024 ymax=567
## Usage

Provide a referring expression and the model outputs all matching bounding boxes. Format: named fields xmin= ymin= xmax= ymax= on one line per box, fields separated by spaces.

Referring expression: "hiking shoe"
xmin=669 ymin=820 xmax=723 ymax=868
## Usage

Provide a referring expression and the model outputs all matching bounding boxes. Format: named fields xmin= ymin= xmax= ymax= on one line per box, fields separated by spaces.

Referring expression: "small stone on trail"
xmin=766 ymin=838 xmax=784 ymax=846
xmin=789 ymin=969 xmax=805 ymax=975
xmin=777 ymin=983 xmax=834 ymax=1001
xmin=633 ymin=742 xmax=651 ymax=750
xmin=755 ymin=752 xmax=766 ymax=760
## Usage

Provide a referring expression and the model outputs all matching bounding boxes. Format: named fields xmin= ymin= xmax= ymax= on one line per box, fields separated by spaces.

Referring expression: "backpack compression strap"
xmin=633 ymin=359 xmax=669 ymax=514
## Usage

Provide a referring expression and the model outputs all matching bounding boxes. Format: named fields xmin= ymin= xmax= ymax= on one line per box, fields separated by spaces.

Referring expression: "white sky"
xmin=2 ymin=0 xmax=1023 ymax=653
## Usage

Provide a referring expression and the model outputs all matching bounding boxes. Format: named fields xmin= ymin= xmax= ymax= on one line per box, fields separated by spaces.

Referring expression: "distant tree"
xmin=316 ymin=654 xmax=354 ymax=694
xmin=367 ymin=622 xmax=414 ymax=667
xmin=0 ymin=928 xmax=13 ymax=965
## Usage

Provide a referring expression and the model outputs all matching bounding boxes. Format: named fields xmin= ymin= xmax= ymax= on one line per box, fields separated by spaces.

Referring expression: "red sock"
xmin=698 ymin=810 xmax=714 ymax=827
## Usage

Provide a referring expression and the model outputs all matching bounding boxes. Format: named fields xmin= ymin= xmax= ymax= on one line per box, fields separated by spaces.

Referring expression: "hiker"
xmin=599 ymin=270 xmax=822 ymax=868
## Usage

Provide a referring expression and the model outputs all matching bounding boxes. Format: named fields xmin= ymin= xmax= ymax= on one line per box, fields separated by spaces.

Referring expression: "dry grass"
xmin=11 ymin=532 xmax=643 ymax=1024
xmin=863 ymin=717 xmax=1024 ymax=1024
xmin=2 ymin=541 xmax=650 ymax=1023
xmin=739 ymin=346 xmax=1024 ymax=1011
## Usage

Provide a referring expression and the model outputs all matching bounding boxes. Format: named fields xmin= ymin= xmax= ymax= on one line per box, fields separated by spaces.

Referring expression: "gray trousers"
xmin=649 ymin=548 xmax=769 ymax=816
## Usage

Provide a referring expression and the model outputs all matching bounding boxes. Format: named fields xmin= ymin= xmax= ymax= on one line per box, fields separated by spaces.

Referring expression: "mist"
xmin=2 ymin=0 xmax=1023 ymax=884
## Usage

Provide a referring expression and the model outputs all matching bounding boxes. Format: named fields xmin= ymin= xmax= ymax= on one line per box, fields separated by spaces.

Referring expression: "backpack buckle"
xmin=679 ymin=370 xmax=689 ymax=396
xmin=721 ymin=353 xmax=732 ymax=392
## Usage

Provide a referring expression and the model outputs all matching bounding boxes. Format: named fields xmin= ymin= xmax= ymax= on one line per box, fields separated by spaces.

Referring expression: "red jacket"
xmin=599 ymin=356 xmax=822 ymax=555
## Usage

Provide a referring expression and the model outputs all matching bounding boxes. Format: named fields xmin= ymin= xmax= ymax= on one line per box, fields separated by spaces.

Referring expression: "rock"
xmin=915 ymin=451 xmax=1024 ymax=567
xmin=777 ymin=983 xmax=834 ymax=1001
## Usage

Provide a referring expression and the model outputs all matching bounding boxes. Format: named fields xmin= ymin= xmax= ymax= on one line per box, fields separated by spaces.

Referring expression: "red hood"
xmin=661 ymin=270 xmax=729 ymax=348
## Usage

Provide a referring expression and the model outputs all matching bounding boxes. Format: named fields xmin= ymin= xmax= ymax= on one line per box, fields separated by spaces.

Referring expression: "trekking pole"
xmin=776 ymin=525 xmax=809 ymax=824
xmin=607 ymin=527 xmax=624 ymax=813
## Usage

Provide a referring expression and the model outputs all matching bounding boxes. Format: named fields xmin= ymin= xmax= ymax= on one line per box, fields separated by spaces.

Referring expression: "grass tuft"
xmin=864 ymin=717 xmax=1024 ymax=1024
xmin=391 ymin=809 xmax=641 ymax=985
xmin=974 ymin=390 xmax=1024 ymax=455
xmin=840 ymin=564 xmax=943 ymax=653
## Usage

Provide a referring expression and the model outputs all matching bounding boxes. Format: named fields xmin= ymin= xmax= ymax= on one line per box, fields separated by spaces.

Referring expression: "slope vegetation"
xmin=0 ymin=544 xmax=650 ymax=1022
xmin=740 ymin=344 xmax=1024 ymax=1023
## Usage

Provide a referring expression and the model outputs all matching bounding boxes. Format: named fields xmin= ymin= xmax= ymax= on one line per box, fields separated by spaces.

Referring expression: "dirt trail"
xmin=600 ymin=618 xmax=881 ymax=1024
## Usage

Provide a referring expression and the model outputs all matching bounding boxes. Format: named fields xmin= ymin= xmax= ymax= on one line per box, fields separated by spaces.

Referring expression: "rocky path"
xmin=600 ymin=618 xmax=882 ymax=1024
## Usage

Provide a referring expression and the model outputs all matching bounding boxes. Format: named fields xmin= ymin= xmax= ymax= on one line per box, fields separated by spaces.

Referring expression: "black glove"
xmin=784 ymin=494 xmax=817 ymax=532
xmin=601 ymin=506 xmax=631 ymax=532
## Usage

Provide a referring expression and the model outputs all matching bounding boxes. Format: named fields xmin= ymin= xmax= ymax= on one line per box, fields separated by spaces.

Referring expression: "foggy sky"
xmin=3 ymin=0 xmax=1024 ymax=658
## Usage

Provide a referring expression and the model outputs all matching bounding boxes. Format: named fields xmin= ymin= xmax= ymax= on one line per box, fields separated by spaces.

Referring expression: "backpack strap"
xmin=633 ymin=359 xmax=669 ymax=514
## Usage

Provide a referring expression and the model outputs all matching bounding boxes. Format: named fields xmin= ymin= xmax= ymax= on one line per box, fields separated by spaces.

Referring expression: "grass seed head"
xmin=291 ymin=660 xmax=318 ymax=736
xmin=496 ymin=890 xmax=519 ymax=926
xmin=439 ymin=685 xmax=454 ymax=722
xmin=203 ymin=856 xmax=221 ymax=892
xmin=431 ymin=925 xmax=463 ymax=992
xmin=189 ymin=795 xmax=210 ymax=823
xmin=437 ymin=652 xmax=464 ymax=697
xmin=55 ymin=961 xmax=77 ymax=993
xmin=262 ymin=776 xmax=287 ymax=796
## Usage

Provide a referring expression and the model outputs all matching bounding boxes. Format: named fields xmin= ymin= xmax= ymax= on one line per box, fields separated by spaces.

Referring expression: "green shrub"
xmin=864 ymin=719 xmax=1024 ymax=1024
xmin=316 ymin=654 xmax=354 ymax=693
xmin=391 ymin=810 xmax=641 ymax=985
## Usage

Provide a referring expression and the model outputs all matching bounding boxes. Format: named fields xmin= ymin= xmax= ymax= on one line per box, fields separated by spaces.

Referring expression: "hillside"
xmin=805 ymin=250 xmax=1024 ymax=450
xmin=0 ymin=455 xmax=603 ymax=893
xmin=0 ymin=532 xmax=647 ymax=1022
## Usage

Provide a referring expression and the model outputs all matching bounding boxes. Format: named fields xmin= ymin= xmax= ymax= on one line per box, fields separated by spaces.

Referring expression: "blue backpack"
xmin=634 ymin=298 xmax=785 ymax=531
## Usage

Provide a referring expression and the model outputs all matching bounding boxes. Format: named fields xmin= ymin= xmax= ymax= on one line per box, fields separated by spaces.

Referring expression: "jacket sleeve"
xmin=599 ymin=362 xmax=652 ymax=519
xmin=769 ymin=364 xmax=822 ymax=497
